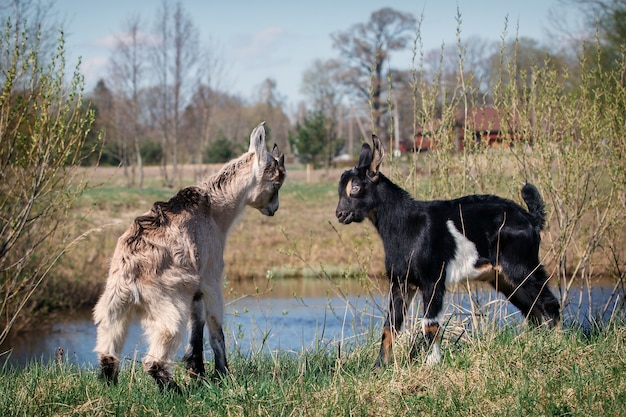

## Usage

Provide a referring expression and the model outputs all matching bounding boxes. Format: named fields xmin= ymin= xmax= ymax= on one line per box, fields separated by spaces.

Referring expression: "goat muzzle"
xmin=336 ymin=209 xmax=353 ymax=224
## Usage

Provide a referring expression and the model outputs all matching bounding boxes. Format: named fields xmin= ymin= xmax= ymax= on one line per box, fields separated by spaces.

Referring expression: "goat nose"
xmin=261 ymin=207 xmax=275 ymax=216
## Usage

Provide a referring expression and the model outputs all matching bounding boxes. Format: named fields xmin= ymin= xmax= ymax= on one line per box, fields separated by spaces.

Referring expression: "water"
xmin=0 ymin=278 xmax=621 ymax=369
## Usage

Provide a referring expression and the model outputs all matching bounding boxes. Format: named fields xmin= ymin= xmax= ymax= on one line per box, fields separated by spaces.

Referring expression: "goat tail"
xmin=521 ymin=182 xmax=546 ymax=230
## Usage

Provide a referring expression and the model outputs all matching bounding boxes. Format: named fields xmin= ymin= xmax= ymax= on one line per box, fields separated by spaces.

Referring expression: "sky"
xmin=59 ymin=0 xmax=582 ymax=110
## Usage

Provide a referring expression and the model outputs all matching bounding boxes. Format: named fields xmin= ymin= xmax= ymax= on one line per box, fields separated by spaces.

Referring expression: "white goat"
xmin=93 ymin=122 xmax=286 ymax=391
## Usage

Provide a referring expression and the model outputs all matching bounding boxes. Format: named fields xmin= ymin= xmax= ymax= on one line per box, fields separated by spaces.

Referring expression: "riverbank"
xmin=1 ymin=320 xmax=625 ymax=416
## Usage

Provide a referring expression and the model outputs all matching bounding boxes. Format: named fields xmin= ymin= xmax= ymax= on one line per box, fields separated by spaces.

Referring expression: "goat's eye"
xmin=272 ymin=182 xmax=281 ymax=190
xmin=350 ymin=184 xmax=361 ymax=195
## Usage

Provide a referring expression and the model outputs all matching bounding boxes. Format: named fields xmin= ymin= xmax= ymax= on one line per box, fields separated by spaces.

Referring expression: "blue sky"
xmin=60 ymin=0 xmax=582 ymax=108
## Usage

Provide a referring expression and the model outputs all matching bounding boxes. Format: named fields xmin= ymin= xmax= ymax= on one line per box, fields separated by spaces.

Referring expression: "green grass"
xmin=80 ymin=186 xmax=174 ymax=213
xmin=281 ymin=180 xmax=337 ymax=204
xmin=1 ymin=321 xmax=625 ymax=416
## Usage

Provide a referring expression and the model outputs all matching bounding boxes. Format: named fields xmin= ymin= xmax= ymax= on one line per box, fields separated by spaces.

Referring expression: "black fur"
xmin=183 ymin=291 xmax=207 ymax=379
xmin=336 ymin=136 xmax=560 ymax=367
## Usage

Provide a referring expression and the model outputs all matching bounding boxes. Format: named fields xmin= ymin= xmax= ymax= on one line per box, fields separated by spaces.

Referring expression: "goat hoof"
xmin=98 ymin=355 xmax=119 ymax=385
xmin=185 ymin=363 xmax=206 ymax=380
xmin=373 ymin=357 xmax=388 ymax=371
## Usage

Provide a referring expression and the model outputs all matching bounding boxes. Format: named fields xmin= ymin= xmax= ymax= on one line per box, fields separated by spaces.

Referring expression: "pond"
xmin=0 ymin=277 xmax=622 ymax=369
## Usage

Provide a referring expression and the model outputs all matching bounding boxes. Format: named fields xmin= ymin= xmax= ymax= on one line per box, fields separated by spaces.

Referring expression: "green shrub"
xmin=0 ymin=18 xmax=98 ymax=342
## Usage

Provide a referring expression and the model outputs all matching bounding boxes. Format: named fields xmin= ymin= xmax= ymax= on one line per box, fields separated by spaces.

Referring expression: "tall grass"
xmin=1 ymin=319 xmax=625 ymax=416
xmin=382 ymin=18 xmax=626 ymax=326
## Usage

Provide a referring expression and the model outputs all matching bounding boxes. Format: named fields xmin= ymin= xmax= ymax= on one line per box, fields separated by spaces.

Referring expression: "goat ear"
xmin=370 ymin=135 xmax=384 ymax=179
xmin=271 ymin=143 xmax=280 ymax=158
xmin=271 ymin=143 xmax=285 ymax=167
xmin=249 ymin=121 xmax=267 ymax=160
xmin=356 ymin=142 xmax=373 ymax=170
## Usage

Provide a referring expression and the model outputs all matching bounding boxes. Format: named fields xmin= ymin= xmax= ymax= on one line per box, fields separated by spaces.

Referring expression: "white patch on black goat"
xmin=444 ymin=220 xmax=484 ymax=286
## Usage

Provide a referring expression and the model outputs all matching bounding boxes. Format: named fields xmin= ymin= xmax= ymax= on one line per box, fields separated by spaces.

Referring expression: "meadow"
xmin=1 ymin=152 xmax=625 ymax=416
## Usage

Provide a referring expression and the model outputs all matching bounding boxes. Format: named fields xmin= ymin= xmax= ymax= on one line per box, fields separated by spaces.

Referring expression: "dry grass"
xmin=53 ymin=164 xmax=385 ymax=309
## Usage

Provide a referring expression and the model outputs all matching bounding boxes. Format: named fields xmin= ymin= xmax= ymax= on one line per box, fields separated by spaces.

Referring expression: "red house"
xmin=454 ymin=107 xmax=518 ymax=150
xmin=398 ymin=107 xmax=521 ymax=154
xmin=398 ymin=119 xmax=439 ymax=153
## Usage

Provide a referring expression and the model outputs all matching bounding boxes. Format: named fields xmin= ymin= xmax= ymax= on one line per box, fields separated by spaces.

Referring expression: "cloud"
xmin=79 ymin=55 xmax=109 ymax=87
xmin=232 ymin=27 xmax=286 ymax=61
xmin=93 ymin=34 xmax=118 ymax=48
xmin=93 ymin=30 xmax=157 ymax=49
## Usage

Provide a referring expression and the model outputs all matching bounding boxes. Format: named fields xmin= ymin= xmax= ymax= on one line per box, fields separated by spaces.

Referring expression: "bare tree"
xmin=485 ymin=37 xmax=570 ymax=101
xmin=331 ymin=7 xmax=416 ymax=136
xmin=301 ymin=59 xmax=344 ymax=116
xmin=0 ymin=0 xmax=62 ymax=64
xmin=556 ymin=0 xmax=626 ymax=48
xmin=88 ymin=79 xmax=118 ymax=165
xmin=300 ymin=59 xmax=345 ymax=162
xmin=150 ymin=0 xmax=199 ymax=187
xmin=109 ymin=15 xmax=147 ymax=187
xmin=461 ymin=35 xmax=499 ymax=98
xmin=556 ymin=0 xmax=626 ymax=85
xmin=251 ymin=78 xmax=291 ymax=153
xmin=183 ymin=37 xmax=228 ymax=180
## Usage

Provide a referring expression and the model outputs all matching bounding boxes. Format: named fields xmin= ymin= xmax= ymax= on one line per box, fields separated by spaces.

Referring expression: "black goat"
xmin=335 ymin=135 xmax=560 ymax=366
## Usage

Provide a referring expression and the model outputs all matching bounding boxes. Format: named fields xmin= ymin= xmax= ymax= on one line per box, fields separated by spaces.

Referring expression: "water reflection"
xmin=0 ymin=277 xmax=621 ymax=369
